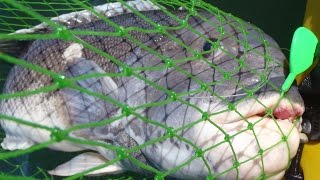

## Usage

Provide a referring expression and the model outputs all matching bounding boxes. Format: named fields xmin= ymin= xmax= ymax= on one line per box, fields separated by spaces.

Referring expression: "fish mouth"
xmin=211 ymin=91 xmax=305 ymax=130
xmin=247 ymin=95 xmax=303 ymax=124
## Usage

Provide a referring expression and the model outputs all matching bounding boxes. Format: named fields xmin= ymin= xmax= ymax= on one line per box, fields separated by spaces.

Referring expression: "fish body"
xmin=0 ymin=2 xmax=304 ymax=179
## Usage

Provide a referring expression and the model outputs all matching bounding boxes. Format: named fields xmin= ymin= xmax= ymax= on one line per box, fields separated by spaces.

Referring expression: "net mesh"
xmin=0 ymin=0 xmax=300 ymax=179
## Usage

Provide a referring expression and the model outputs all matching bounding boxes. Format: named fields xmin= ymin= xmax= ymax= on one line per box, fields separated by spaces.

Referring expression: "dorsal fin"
xmin=13 ymin=0 xmax=160 ymax=35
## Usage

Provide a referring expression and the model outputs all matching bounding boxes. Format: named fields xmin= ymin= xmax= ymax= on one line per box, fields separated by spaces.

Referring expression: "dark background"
xmin=0 ymin=0 xmax=307 ymax=179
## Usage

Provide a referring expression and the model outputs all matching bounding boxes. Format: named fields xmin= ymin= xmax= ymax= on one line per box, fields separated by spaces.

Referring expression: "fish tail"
xmin=0 ymin=39 xmax=33 ymax=58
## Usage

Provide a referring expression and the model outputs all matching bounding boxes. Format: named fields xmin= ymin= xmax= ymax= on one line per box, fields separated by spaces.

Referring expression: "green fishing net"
xmin=0 ymin=0 xmax=301 ymax=179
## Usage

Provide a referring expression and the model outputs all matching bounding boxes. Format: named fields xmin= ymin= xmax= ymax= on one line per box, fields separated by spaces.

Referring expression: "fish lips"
xmin=210 ymin=76 xmax=305 ymax=126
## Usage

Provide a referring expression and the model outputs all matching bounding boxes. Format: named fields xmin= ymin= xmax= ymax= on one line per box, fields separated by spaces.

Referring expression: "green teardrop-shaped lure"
xmin=281 ymin=27 xmax=318 ymax=93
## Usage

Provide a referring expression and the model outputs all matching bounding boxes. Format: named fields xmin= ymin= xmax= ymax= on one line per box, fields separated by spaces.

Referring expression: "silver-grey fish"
xmin=0 ymin=2 xmax=305 ymax=180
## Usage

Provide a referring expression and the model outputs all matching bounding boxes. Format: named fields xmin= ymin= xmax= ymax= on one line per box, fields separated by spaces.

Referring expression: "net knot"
xmin=166 ymin=127 xmax=175 ymax=137
xmin=223 ymin=72 xmax=231 ymax=80
xmin=195 ymin=148 xmax=203 ymax=157
xmin=212 ymin=41 xmax=219 ymax=49
xmin=282 ymin=135 xmax=288 ymax=142
xmin=122 ymin=66 xmax=133 ymax=76
xmin=50 ymin=128 xmax=68 ymax=142
xmin=156 ymin=24 xmax=165 ymax=34
xmin=224 ymin=134 xmax=230 ymax=142
xmin=233 ymin=160 xmax=240 ymax=169
xmin=121 ymin=105 xmax=132 ymax=116
xmin=193 ymin=51 xmax=202 ymax=58
xmin=227 ymin=103 xmax=235 ymax=110
xmin=247 ymin=90 xmax=254 ymax=97
xmin=154 ymin=174 xmax=164 ymax=180
xmin=247 ymin=122 xmax=254 ymax=130
xmin=163 ymin=58 xmax=173 ymax=67
xmin=168 ymin=91 xmax=177 ymax=101
xmin=206 ymin=174 xmax=215 ymax=180
xmin=54 ymin=75 xmax=73 ymax=89
xmin=117 ymin=26 xmax=127 ymax=36
xmin=258 ymin=173 xmax=266 ymax=180
xmin=201 ymin=112 xmax=209 ymax=120
xmin=55 ymin=26 xmax=73 ymax=40
xmin=117 ymin=148 xmax=129 ymax=159
xmin=218 ymin=27 xmax=225 ymax=35
xmin=258 ymin=148 xmax=264 ymax=155
xmin=238 ymin=59 xmax=245 ymax=67
xmin=260 ymin=74 xmax=266 ymax=82
xmin=200 ymin=83 xmax=208 ymax=90
xmin=190 ymin=7 xmax=197 ymax=16
xmin=180 ymin=19 xmax=187 ymax=26
xmin=266 ymin=108 xmax=273 ymax=116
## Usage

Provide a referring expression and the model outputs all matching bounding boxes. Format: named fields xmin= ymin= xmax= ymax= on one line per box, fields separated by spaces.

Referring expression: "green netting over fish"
xmin=0 ymin=0 xmax=305 ymax=180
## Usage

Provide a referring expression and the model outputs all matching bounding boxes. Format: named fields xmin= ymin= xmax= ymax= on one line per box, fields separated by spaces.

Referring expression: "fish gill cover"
xmin=0 ymin=0 xmax=305 ymax=179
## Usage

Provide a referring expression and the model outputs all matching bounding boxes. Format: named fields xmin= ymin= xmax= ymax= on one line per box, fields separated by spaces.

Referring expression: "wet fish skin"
xmin=0 ymin=9 xmax=304 ymax=179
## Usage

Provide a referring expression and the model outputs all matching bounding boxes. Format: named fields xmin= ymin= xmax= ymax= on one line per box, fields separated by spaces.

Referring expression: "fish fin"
xmin=64 ymin=58 xmax=118 ymax=96
xmin=61 ymin=58 xmax=119 ymax=126
xmin=0 ymin=39 xmax=33 ymax=58
xmin=1 ymin=135 xmax=34 ymax=150
xmin=48 ymin=152 xmax=124 ymax=176
xmin=12 ymin=1 xmax=160 ymax=35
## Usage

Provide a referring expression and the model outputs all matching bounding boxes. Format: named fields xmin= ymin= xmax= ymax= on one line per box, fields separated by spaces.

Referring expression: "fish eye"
xmin=202 ymin=38 xmax=218 ymax=52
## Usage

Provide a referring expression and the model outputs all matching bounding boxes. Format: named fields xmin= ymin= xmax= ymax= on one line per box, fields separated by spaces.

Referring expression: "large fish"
xmin=0 ymin=1 xmax=305 ymax=179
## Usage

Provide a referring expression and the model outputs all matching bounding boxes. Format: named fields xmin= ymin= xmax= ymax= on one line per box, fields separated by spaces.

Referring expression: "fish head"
xmin=125 ymin=11 xmax=305 ymax=179
xmin=184 ymin=13 xmax=304 ymax=179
